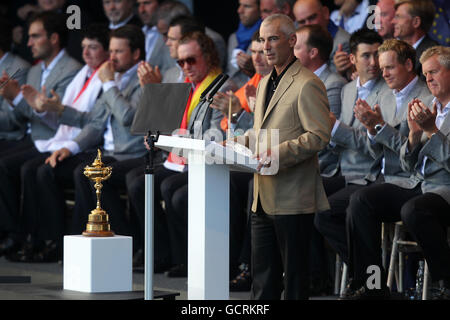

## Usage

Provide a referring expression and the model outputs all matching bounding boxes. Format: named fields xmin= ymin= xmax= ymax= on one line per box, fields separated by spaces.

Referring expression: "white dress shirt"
xmin=330 ymin=0 xmax=370 ymax=34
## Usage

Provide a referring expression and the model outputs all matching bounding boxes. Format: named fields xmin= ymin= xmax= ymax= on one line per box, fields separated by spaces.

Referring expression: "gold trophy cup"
xmin=82 ymin=149 xmax=114 ymax=237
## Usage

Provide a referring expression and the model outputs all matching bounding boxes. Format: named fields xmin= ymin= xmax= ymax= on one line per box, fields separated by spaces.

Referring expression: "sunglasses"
xmin=177 ymin=57 xmax=197 ymax=67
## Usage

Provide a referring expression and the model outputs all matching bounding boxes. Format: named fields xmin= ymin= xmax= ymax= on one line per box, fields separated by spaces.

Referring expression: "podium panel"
xmin=155 ymin=135 xmax=257 ymax=300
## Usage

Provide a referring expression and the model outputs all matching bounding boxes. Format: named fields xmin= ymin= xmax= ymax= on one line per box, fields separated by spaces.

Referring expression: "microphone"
xmin=206 ymin=74 xmax=229 ymax=102
xmin=199 ymin=73 xmax=225 ymax=101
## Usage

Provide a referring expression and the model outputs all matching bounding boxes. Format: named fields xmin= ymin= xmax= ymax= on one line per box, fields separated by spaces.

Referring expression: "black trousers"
xmin=314 ymin=175 xmax=360 ymax=265
xmin=166 ymin=170 xmax=251 ymax=278
xmin=126 ymin=164 xmax=178 ymax=264
xmin=251 ymin=201 xmax=314 ymax=300
xmin=0 ymin=135 xmax=33 ymax=155
xmin=345 ymin=183 xmax=422 ymax=286
xmin=401 ymin=192 xmax=450 ymax=282
xmin=0 ymin=142 xmax=43 ymax=240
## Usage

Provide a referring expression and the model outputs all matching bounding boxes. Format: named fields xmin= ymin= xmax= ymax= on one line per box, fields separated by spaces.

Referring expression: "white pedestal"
xmin=63 ymin=235 xmax=132 ymax=293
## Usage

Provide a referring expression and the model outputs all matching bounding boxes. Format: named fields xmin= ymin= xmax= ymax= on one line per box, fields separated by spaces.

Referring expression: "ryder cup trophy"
xmin=82 ymin=149 xmax=114 ymax=237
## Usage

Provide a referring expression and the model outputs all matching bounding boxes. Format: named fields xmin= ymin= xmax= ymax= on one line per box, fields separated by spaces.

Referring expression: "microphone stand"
xmin=197 ymin=74 xmax=230 ymax=139
xmin=144 ymin=130 xmax=159 ymax=300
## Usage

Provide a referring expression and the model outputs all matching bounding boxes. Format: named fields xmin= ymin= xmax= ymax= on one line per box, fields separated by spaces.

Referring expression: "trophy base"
xmin=82 ymin=208 xmax=114 ymax=237
xmin=82 ymin=230 xmax=115 ymax=237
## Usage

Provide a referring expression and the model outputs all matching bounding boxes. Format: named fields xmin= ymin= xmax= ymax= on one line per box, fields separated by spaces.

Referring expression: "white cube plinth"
xmin=63 ymin=235 xmax=132 ymax=293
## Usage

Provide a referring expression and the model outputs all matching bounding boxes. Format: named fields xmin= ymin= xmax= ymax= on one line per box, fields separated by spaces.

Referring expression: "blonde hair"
xmin=378 ymin=39 xmax=416 ymax=65
xmin=419 ymin=46 xmax=450 ymax=70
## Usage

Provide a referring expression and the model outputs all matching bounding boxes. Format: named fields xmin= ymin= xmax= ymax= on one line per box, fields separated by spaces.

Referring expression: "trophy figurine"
xmin=82 ymin=149 xmax=114 ymax=237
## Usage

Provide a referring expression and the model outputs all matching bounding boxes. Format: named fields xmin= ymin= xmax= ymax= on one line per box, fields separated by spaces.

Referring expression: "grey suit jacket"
xmin=0 ymin=53 xmax=30 ymax=140
xmin=1 ymin=51 xmax=81 ymax=142
xmin=59 ymin=71 xmax=146 ymax=161
xmin=329 ymin=27 xmax=351 ymax=73
xmin=317 ymin=66 xmax=348 ymax=177
xmin=162 ymin=65 xmax=183 ymax=83
xmin=399 ymin=100 xmax=450 ymax=205
xmin=148 ymin=34 xmax=176 ymax=76
xmin=370 ymin=78 xmax=433 ymax=189
xmin=318 ymin=66 xmax=348 ymax=119
xmin=329 ymin=76 xmax=390 ymax=184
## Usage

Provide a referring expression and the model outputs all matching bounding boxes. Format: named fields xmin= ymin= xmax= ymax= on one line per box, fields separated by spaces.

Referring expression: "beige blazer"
xmin=250 ymin=60 xmax=331 ymax=215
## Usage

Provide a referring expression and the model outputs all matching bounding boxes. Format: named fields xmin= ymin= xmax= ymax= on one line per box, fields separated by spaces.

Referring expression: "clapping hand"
xmin=408 ymin=99 xmax=438 ymax=138
xmin=353 ymin=99 xmax=384 ymax=135
xmin=137 ymin=61 xmax=162 ymax=87
xmin=237 ymin=52 xmax=255 ymax=78
xmin=210 ymin=90 xmax=241 ymax=116
xmin=0 ymin=71 xmax=21 ymax=102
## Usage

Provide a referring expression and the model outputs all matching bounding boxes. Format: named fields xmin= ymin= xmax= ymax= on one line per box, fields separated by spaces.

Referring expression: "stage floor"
xmin=0 ymin=257 xmax=337 ymax=300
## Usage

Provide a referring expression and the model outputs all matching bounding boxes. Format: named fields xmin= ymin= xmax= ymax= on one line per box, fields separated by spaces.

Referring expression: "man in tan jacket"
xmin=248 ymin=14 xmax=331 ymax=299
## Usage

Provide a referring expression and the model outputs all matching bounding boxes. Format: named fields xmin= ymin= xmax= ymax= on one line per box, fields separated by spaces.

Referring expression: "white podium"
xmin=155 ymin=135 xmax=257 ymax=300
xmin=63 ymin=235 xmax=133 ymax=293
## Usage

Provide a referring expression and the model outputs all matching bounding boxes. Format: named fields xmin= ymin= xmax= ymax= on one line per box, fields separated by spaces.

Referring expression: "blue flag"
xmin=429 ymin=0 xmax=450 ymax=46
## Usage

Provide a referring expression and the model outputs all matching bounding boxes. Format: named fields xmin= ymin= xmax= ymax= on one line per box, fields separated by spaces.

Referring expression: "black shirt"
xmin=264 ymin=58 xmax=297 ymax=115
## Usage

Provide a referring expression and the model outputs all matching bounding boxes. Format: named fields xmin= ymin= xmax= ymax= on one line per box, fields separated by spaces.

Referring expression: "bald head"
xmin=293 ymin=0 xmax=329 ymax=29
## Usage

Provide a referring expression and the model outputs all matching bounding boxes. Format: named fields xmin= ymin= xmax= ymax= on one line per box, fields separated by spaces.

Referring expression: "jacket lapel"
xmin=341 ymin=81 xmax=357 ymax=125
xmin=261 ymin=60 xmax=299 ymax=126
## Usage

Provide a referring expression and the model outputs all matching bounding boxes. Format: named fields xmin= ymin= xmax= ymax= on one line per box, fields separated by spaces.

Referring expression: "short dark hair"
xmin=82 ymin=23 xmax=110 ymax=51
xmin=179 ymin=31 xmax=220 ymax=71
xmin=296 ymin=24 xmax=333 ymax=62
xmin=110 ymin=25 xmax=146 ymax=60
xmin=251 ymin=30 xmax=260 ymax=42
xmin=0 ymin=19 xmax=13 ymax=52
xmin=29 ymin=11 xmax=68 ymax=49
xmin=349 ymin=28 xmax=383 ymax=55
xmin=169 ymin=15 xmax=205 ymax=36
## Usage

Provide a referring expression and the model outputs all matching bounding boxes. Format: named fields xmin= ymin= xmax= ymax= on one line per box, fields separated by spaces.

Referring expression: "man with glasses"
xmin=126 ymin=31 xmax=227 ymax=275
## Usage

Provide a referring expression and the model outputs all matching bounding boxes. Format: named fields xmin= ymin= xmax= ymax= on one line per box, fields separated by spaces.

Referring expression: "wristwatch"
xmin=374 ymin=123 xmax=384 ymax=133
xmin=231 ymin=109 xmax=244 ymax=124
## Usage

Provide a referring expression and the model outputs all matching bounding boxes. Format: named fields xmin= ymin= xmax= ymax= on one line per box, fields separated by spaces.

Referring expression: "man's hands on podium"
xmin=137 ymin=61 xmax=162 ymax=87
xmin=45 ymin=148 xmax=72 ymax=168
xmin=255 ymin=148 xmax=279 ymax=175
